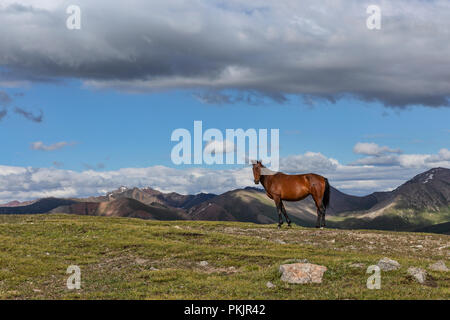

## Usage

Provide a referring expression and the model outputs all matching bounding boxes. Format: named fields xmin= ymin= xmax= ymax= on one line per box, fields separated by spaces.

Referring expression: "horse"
xmin=252 ymin=161 xmax=330 ymax=228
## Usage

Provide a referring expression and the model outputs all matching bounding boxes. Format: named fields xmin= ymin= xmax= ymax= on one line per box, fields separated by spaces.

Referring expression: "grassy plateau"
xmin=0 ymin=214 xmax=449 ymax=299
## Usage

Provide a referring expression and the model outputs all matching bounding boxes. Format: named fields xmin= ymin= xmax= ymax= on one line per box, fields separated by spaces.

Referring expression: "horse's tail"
xmin=322 ymin=178 xmax=330 ymax=209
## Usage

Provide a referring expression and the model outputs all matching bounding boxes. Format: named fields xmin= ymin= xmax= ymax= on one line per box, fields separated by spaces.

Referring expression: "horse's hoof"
xmin=320 ymin=227 xmax=324 ymax=230
xmin=287 ymin=224 xmax=292 ymax=228
xmin=277 ymin=224 xmax=282 ymax=229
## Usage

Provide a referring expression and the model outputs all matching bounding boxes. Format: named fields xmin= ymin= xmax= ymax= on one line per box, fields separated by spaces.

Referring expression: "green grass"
xmin=0 ymin=214 xmax=449 ymax=299
xmin=328 ymin=207 xmax=450 ymax=232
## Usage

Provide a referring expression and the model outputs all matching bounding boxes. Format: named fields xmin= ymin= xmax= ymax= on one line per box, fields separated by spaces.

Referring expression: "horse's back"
xmin=271 ymin=172 xmax=311 ymax=201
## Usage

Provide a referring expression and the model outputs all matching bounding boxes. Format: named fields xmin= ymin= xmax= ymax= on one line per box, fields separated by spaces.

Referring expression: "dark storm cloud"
xmin=14 ymin=107 xmax=43 ymax=123
xmin=1 ymin=0 xmax=450 ymax=107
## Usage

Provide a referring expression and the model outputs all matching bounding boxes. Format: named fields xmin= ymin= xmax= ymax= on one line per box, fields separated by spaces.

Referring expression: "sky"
xmin=0 ymin=0 xmax=449 ymax=202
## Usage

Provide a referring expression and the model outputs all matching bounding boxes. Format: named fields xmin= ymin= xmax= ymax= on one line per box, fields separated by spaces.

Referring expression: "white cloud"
xmin=30 ymin=141 xmax=73 ymax=151
xmin=0 ymin=143 xmax=449 ymax=202
xmin=280 ymin=152 xmax=339 ymax=173
xmin=353 ymin=148 xmax=450 ymax=168
xmin=353 ymin=142 xmax=401 ymax=156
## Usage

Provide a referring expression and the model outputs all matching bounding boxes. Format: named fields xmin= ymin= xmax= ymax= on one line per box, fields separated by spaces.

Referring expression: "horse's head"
xmin=252 ymin=160 xmax=263 ymax=184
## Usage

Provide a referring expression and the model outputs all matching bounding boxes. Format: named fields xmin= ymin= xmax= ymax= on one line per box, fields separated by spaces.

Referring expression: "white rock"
xmin=377 ymin=257 xmax=400 ymax=271
xmin=279 ymin=263 xmax=327 ymax=284
xmin=199 ymin=261 xmax=209 ymax=267
xmin=135 ymin=258 xmax=147 ymax=265
xmin=349 ymin=263 xmax=365 ymax=269
xmin=266 ymin=281 xmax=276 ymax=288
xmin=429 ymin=260 xmax=449 ymax=272
xmin=407 ymin=267 xmax=427 ymax=284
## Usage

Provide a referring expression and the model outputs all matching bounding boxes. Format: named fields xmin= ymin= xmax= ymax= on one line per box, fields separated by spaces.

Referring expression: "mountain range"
xmin=1 ymin=167 xmax=449 ymax=234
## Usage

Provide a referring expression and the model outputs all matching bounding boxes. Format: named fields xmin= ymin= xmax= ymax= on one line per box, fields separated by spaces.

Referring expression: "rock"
xmin=149 ymin=267 xmax=159 ymax=271
xmin=428 ymin=260 xmax=449 ymax=272
xmin=279 ymin=263 xmax=327 ymax=284
xmin=199 ymin=261 xmax=209 ymax=267
xmin=349 ymin=263 xmax=365 ymax=269
xmin=266 ymin=281 xmax=276 ymax=288
xmin=377 ymin=258 xmax=400 ymax=271
xmin=135 ymin=258 xmax=147 ymax=265
xmin=407 ymin=267 xmax=427 ymax=284
xmin=281 ymin=258 xmax=309 ymax=264
xmin=274 ymin=239 xmax=286 ymax=244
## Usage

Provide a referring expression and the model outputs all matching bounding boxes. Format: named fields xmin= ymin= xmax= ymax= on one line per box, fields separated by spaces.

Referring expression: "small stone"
xmin=349 ymin=263 xmax=365 ymax=269
xmin=266 ymin=281 xmax=276 ymax=288
xmin=174 ymin=225 xmax=182 ymax=229
xmin=428 ymin=260 xmax=449 ymax=272
xmin=199 ymin=261 xmax=209 ymax=267
xmin=149 ymin=267 xmax=159 ymax=271
xmin=407 ymin=267 xmax=427 ymax=284
xmin=33 ymin=289 xmax=42 ymax=293
xmin=377 ymin=257 xmax=400 ymax=271
xmin=135 ymin=258 xmax=147 ymax=265
xmin=279 ymin=263 xmax=327 ymax=284
xmin=275 ymin=239 xmax=286 ymax=244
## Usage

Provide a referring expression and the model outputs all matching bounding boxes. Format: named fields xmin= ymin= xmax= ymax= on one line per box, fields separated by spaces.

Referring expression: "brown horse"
xmin=252 ymin=161 xmax=330 ymax=228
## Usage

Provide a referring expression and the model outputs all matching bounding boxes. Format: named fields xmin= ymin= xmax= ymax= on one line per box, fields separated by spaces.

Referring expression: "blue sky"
xmin=1 ymin=80 xmax=449 ymax=172
xmin=0 ymin=0 xmax=449 ymax=201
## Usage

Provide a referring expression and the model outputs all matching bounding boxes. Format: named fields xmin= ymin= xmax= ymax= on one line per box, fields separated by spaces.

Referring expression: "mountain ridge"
xmin=0 ymin=167 xmax=449 ymax=233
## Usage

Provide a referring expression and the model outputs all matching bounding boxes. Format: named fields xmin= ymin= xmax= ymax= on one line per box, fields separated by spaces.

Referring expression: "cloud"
xmin=281 ymin=152 xmax=339 ymax=173
xmin=52 ymin=161 xmax=64 ymax=168
xmin=353 ymin=148 xmax=450 ymax=168
xmin=82 ymin=162 xmax=106 ymax=170
xmin=14 ymin=107 xmax=43 ymax=122
xmin=31 ymin=141 xmax=73 ymax=151
xmin=0 ymin=90 xmax=12 ymax=106
xmin=0 ymin=143 xmax=449 ymax=202
xmin=0 ymin=108 xmax=6 ymax=121
xmin=1 ymin=1 xmax=450 ymax=107
xmin=353 ymin=142 xmax=401 ymax=156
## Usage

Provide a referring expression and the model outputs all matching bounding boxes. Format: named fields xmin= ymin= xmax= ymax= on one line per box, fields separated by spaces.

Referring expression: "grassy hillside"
xmin=329 ymin=207 xmax=450 ymax=233
xmin=0 ymin=214 xmax=449 ymax=299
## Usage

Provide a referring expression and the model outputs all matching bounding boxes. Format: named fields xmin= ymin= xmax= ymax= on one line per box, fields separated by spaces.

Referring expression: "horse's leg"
xmin=273 ymin=197 xmax=283 ymax=228
xmin=311 ymin=193 xmax=323 ymax=228
xmin=315 ymin=208 xmax=321 ymax=228
xmin=280 ymin=201 xmax=291 ymax=227
xmin=320 ymin=203 xmax=326 ymax=227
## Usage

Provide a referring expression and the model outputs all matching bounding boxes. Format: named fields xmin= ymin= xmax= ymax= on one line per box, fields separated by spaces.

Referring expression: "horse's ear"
xmin=250 ymin=160 xmax=257 ymax=165
xmin=257 ymin=160 xmax=262 ymax=164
